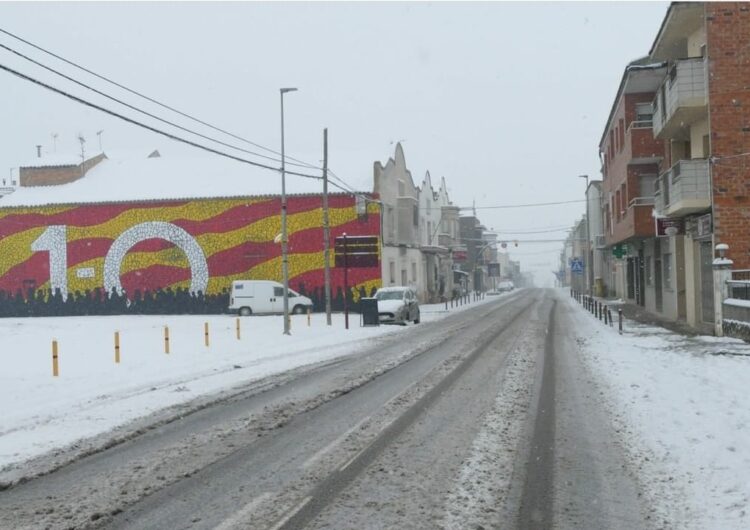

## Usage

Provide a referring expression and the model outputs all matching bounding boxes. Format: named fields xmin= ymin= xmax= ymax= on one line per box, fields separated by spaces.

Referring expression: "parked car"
xmin=374 ymin=286 xmax=420 ymax=325
xmin=228 ymin=280 xmax=313 ymax=316
xmin=497 ymin=280 xmax=515 ymax=293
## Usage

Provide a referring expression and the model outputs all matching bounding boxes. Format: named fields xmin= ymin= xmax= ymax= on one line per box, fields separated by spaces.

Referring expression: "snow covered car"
xmin=497 ymin=280 xmax=515 ymax=292
xmin=374 ymin=287 xmax=420 ymax=325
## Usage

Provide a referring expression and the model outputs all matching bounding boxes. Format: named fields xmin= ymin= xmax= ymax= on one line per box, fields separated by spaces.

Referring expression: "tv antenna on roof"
xmin=51 ymin=133 xmax=58 ymax=153
xmin=96 ymin=130 xmax=104 ymax=151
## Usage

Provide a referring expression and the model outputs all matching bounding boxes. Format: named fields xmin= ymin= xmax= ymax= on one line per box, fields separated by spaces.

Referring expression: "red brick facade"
xmin=602 ymin=90 xmax=664 ymax=245
xmin=707 ymin=2 xmax=750 ymax=268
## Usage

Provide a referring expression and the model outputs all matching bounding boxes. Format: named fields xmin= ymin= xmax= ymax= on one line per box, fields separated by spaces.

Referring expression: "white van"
xmin=229 ymin=280 xmax=314 ymax=316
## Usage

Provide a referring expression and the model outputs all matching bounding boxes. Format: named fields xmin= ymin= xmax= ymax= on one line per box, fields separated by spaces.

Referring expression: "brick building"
xmin=596 ymin=2 xmax=750 ymax=332
xmin=599 ymin=59 xmax=666 ymax=306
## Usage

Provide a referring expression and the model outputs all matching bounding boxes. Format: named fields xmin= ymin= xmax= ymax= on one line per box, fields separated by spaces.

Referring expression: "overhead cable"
xmin=0 ymin=27 xmax=322 ymax=171
xmin=0 ymin=62 xmax=320 ymax=179
xmin=0 ymin=42 xmax=311 ymax=168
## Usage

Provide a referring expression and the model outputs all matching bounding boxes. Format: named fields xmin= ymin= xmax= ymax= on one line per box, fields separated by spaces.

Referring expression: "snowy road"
xmin=1 ymin=289 xmax=655 ymax=529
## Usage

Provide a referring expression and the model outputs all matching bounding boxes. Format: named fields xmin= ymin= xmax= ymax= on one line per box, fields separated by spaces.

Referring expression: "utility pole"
xmin=322 ymin=128 xmax=332 ymax=326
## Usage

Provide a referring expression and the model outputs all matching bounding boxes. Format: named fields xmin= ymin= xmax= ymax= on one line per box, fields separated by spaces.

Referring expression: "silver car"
xmin=374 ymin=287 xmax=421 ymax=325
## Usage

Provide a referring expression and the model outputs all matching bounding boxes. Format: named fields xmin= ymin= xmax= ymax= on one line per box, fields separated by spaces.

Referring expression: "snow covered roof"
xmin=1 ymin=151 xmax=371 ymax=207
xmin=20 ymin=152 xmax=103 ymax=169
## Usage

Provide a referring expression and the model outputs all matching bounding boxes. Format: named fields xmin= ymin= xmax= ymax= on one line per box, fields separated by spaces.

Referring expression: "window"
xmin=398 ymin=180 xmax=405 ymax=196
xmin=401 ymin=269 xmax=407 ymax=285
xmin=646 ymin=257 xmax=652 ymax=285
xmin=413 ymin=204 xmax=419 ymax=227
xmin=274 ymin=287 xmax=284 ymax=297
xmin=635 ymin=103 xmax=653 ymax=124
xmin=411 ymin=262 xmax=417 ymax=282
xmin=663 ymin=253 xmax=672 ymax=289
xmin=389 ymin=261 xmax=396 ymax=284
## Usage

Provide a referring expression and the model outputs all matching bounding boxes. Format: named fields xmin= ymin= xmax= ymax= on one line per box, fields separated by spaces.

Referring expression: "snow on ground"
xmin=0 ymin=295 xmax=496 ymax=470
xmin=564 ymin=291 xmax=750 ymax=529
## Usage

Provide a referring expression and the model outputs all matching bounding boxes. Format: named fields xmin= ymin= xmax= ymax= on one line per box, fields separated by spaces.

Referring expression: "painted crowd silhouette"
xmin=0 ymin=284 xmax=378 ymax=318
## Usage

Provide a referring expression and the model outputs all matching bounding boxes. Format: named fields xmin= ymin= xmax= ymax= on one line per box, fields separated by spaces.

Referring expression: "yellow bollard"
xmin=164 ymin=326 xmax=170 ymax=354
xmin=52 ymin=340 xmax=59 ymax=377
xmin=114 ymin=331 xmax=120 ymax=364
xmin=307 ymin=307 xmax=311 ymax=327
xmin=204 ymin=322 xmax=210 ymax=347
xmin=236 ymin=318 xmax=241 ymax=340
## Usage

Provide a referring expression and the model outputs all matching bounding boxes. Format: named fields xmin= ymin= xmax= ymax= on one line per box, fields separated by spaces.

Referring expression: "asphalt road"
xmin=0 ymin=289 xmax=653 ymax=529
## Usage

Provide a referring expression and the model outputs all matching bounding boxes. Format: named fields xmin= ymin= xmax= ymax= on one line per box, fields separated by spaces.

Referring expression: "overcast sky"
xmin=1 ymin=1 xmax=669 ymax=286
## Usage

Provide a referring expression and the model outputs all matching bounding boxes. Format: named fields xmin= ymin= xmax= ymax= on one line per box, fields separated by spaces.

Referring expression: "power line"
xmin=459 ymin=199 xmax=585 ymax=210
xmin=492 ymin=226 xmax=572 ymax=235
xmin=0 ymin=27 xmax=322 ymax=171
xmin=0 ymin=62 xmax=320 ymax=179
xmin=0 ymin=41 xmax=311 ymax=168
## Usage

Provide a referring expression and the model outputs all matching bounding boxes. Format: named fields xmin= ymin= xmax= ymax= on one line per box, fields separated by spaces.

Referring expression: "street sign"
xmin=488 ymin=262 xmax=500 ymax=277
xmin=656 ymin=217 xmax=685 ymax=237
xmin=612 ymin=244 xmax=629 ymax=259
xmin=334 ymin=235 xmax=379 ymax=268
xmin=570 ymin=257 xmax=584 ymax=275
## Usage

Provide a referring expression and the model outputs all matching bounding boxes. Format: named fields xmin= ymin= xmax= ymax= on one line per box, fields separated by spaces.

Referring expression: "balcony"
xmin=606 ymin=196 xmax=656 ymax=246
xmin=654 ymin=159 xmax=710 ymax=217
xmin=652 ymin=57 xmax=708 ymax=139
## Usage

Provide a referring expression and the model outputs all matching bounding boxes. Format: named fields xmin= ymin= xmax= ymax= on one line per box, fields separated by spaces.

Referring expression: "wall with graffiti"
xmin=0 ymin=194 xmax=381 ymax=316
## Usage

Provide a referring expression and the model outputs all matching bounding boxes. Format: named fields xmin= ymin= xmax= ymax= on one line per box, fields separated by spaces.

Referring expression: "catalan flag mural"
xmin=0 ymin=194 xmax=382 ymax=316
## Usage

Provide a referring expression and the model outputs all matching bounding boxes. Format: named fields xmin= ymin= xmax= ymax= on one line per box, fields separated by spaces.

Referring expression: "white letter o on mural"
xmin=103 ymin=222 xmax=209 ymax=295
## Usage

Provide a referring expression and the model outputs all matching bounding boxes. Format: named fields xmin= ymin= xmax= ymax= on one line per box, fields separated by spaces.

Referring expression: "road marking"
xmin=213 ymin=491 xmax=272 ymax=530
xmin=339 ymin=447 xmax=367 ymax=472
xmin=302 ymin=414 xmax=372 ymax=469
xmin=269 ymin=496 xmax=312 ymax=530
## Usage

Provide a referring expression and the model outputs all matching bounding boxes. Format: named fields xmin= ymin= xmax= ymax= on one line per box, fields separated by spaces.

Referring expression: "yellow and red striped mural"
xmin=0 ymin=194 xmax=381 ymax=314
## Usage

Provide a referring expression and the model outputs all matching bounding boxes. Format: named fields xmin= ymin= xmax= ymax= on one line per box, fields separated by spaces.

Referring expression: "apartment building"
xmin=596 ymin=2 xmax=750 ymax=332
xmin=649 ymin=1 xmax=750 ymax=330
xmin=600 ymin=58 xmax=666 ymax=307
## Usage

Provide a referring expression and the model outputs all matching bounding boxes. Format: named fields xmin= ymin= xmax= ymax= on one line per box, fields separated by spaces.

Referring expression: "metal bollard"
xmin=52 ymin=340 xmax=59 ymax=377
xmin=307 ymin=307 xmax=312 ymax=327
xmin=618 ymin=309 xmax=623 ymax=334
xmin=115 ymin=331 xmax=121 ymax=363
xmin=164 ymin=326 xmax=170 ymax=354
xmin=204 ymin=322 xmax=210 ymax=347
xmin=445 ymin=299 xmax=448 ymax=311
xmin=604 ymin=306 xmax=608 ymax=325
xmin=236 ymin=318 xmax=241 ymax=340
xmin=609 ymin=309 xmax=613 ymax=327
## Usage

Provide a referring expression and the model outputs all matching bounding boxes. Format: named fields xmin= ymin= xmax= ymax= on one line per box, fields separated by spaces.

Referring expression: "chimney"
xmin=36 ymin=145 xmax=42 ymax=158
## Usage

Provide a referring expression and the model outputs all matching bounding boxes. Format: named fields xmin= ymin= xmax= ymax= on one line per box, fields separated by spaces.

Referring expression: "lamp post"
xmin=579 ymin=174 xmax=590 ymax=295
xmin=280 ymin=87 xmax=298 ymax=335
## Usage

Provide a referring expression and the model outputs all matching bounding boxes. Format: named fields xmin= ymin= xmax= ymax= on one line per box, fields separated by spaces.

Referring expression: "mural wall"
xmin=0 ymin=194 xmax=382 ymax=316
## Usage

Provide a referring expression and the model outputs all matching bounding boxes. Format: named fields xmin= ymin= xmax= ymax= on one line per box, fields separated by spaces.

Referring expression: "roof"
xmin=1 ymin=151 xmax=370 ymax=207
xmin=375 ymin=286 xmax=414 ymax=293
xmin=598 ymin=57 xmax=667 ymax=149
xmin=649 ymin=2 xmax=704 ymax=60
xmin=20 ymin=151 xmax=103 ymax=169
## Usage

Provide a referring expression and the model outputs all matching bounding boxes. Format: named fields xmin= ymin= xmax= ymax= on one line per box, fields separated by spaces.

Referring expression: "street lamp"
xmin=280 ymin=87 xmax=298 ymax=335
xmin=579 ymin=174 xmax=590 ymax=295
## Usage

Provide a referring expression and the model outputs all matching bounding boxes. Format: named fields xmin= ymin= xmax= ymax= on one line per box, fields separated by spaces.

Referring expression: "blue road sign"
xmin=570 ymin=257 xmax=584 ymax=275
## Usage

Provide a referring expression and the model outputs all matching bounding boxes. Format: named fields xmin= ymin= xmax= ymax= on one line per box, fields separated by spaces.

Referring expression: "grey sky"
xmin=1 ymin=1 xmax=669 ymax=285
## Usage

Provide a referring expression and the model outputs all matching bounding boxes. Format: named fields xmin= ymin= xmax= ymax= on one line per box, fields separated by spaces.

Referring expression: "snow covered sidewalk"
xmin=0 ymin=295 xmax=499 ymax=472
xmin=563 ymin=291 xmax=750 ymax=529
